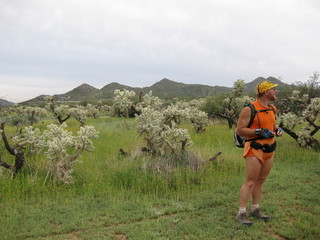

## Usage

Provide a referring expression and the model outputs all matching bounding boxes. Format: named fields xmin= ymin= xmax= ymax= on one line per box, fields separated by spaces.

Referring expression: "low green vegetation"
xmin=0 ymin=117 xmax=319 ymax=240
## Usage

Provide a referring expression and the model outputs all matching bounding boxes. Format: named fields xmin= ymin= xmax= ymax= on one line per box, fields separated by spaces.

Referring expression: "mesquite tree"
xmin=295 ymin=72 xmax=320 ymax=99
xmin=278 ymin=91 xmax=320 ymax=149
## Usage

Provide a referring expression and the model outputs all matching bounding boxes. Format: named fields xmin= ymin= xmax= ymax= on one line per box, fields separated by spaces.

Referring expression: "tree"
xmin=295 ymin=72 xmax=320 ymax=99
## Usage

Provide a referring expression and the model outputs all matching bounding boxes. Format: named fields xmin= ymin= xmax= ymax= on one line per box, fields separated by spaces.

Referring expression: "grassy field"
xmin=0 ymin=117 xmax=319 ymax=240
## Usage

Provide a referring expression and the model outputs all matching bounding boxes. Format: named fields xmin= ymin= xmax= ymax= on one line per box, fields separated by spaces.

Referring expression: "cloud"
xmin=0 ymin=0 xmax=319 ymax=102
xmin=0 ymin=74 xmax=78 ymax=103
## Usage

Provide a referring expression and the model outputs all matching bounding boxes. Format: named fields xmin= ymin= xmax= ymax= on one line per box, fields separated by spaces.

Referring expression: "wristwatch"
xmin=255 ymin=128 xmax=261 ymax=135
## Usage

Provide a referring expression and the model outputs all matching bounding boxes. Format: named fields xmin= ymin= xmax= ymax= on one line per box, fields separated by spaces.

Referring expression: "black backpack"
xmin=234 ymin=103 xmax=275 ymax=148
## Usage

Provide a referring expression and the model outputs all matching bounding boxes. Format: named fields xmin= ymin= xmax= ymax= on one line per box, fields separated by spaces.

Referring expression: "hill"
xmin=141 ymin=78 xmax=230 ymax=99
xmin=59 ymin=83 xmax=101 ymax=101
xmin=22 ymin=77 xmax=289 ymax=104
xmin=100 ymin=82 xmax=141 ymax=99
xmin=0 ymin=99 xmax=14 ymax=107
xmin=244 ymin=76 xmax=288 ymax=94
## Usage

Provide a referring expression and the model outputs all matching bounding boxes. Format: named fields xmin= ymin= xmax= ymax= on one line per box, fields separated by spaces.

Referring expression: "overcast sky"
xmin=1 ymin=0 xmax=319 ymax=103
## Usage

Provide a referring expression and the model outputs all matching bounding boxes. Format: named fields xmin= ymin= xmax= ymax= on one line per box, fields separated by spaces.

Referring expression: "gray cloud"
xmin=0 ymin=0 xmax=319 ymax=102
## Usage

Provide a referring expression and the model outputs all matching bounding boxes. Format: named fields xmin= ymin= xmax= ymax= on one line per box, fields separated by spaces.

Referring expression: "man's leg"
xmin=250 ymin=156 xmax=274 ymax=220
xmin=251 ymin=156 xmax=274 ymax=205
xmin=239 ymin=156 xmax=262 ymax=207
xmin=236 ymin=156 xmax=262 ymax=226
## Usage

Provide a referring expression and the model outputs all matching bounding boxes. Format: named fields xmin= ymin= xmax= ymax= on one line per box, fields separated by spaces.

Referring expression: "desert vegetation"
xmin=0 ymin=75 xmax=319 ymax=239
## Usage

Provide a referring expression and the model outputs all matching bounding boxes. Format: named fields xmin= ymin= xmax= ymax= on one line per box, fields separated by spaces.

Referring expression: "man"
xmin=235 ymin=81 xmax=283 ymax=226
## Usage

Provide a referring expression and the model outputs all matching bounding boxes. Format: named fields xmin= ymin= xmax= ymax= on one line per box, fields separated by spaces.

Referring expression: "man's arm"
xmin=236 ymin=106 xmax=257 ymax=137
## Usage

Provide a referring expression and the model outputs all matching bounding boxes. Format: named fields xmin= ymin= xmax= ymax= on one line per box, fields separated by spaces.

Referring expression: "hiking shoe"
xmin=235 ymin=212 xmax=253 ymax=226
xmin=249 ymin=208 xmax=270 ymax=221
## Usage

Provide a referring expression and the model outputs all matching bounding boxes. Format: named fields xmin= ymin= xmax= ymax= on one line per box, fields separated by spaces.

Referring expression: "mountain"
xmin=22 ymin=77 xmax=289 ymax=104
xmin=100 ymin=82 xmax=141 ymax=99
xmin=59 ymin=83 xmax=101 ymax=101
xmin=244 ymin=76 xmax=288 ymax=94
xmin=141 ymin=78 xmax=230 ymax=99
xmin=0 ymin=99 xmax=14 ymax=107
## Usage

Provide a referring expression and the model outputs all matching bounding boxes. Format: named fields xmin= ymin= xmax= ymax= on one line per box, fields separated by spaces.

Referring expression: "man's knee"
xmin=256 ymin=176 xmax=267 ymax=185
xmin=245 ymin=179 xmax=256 ymax=189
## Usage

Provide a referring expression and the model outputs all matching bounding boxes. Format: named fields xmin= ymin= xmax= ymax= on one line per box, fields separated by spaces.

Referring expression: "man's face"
xmin=266 ymin=88 xmax=277 ymax=101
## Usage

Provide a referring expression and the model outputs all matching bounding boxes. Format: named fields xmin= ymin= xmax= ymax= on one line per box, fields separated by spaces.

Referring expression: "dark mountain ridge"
xmin=0 ymin=98 xmax=15 ymax=107
xmin=21 ymin=77 xmax=289 ymax=104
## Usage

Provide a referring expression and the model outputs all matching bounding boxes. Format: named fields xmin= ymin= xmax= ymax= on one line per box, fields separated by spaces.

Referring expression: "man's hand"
xmin=275 ymin=128 xmax=283 ymax=137
xmin=259 ymin=128 xmax=274 ymax=138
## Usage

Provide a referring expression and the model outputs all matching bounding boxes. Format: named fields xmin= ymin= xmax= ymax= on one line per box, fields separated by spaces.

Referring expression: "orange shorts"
xmin=243 ymin=141 xmax=275 ymax=163
xmin=245 ymin=147 xmax=255 ymax=157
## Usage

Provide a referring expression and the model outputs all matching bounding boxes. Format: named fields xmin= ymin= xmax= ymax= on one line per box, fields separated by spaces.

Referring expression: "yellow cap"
xmin=256 ymin=81 xmax=279 ymax=94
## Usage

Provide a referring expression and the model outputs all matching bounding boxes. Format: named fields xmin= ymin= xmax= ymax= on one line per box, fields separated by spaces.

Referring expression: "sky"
xmin=1 ymin=0 xmax=319 ymax=103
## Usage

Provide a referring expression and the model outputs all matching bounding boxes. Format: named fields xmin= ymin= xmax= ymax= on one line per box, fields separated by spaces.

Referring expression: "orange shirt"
xmin=243 ymin=100 xmax=277 ymax=163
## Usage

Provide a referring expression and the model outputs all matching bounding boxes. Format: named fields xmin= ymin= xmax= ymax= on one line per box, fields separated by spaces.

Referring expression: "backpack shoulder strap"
xmin=269 ymin=104 xmax=276 ymax=113
xmin=244 ymin=103 xmax=256 ymax=128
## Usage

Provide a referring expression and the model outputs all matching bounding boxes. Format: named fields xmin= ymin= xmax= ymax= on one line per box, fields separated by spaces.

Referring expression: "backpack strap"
xmin=244 ymin=103 xmax=256 ymax=128
xmin=245 ymin=103 xmax=275 ymax=127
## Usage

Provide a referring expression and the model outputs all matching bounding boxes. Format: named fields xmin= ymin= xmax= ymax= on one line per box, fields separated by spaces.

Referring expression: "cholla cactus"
xmin=0 ymin=122 xmax=45 ymax=174
xmin=12 ymin=126 xmax=46 ymax=154
xmin=43 ymin=123 xmax=99 ymax=184
xmin=278 ymin=113 xmax=303 ymax=130
xmin=21 ymin=106 xmax=48 ymax=126
xmin=111 ymin=89 xmax=136 ymax=117
xmin=0 ymin=120 xmax=99 ymax=181
xmin=70 ymin=104 xmax=99 ymax=126
xmin=136 ymin=107 xmax=192 ymax=157
xmin=136 ymin=107 xmax=165 ymax=153
xmin=96 ymin=100 xmax=112 ymax=114
xmin=163 ymin=101 xmax=209 ymax=133
xmin=280 ymin=91 xmax=310 ymax=115
xmin=220 ymin=79 xmax=249 ymax=128
xmin=136 ymin=91 xmax=163 ymax=112
xmin=188 ymin=108 xmax=209 ymax=133
xmin=279 ymin=92 xmax=319 ymax=149
xmin=302 ymin=97 xmax=320 ymax=120
xmin=233 ymin=96 xmax=255 ymax=111
xmin=158 ymin=122 xmax=192 ymax=156
xmin=297 ymin=126 xmax=314 ymax=149
xmin=231 ymin=79 xmax=245 ymax=98
xmin=2 ymin=106 xmax=48 ymax=132
xmin=44 ymin=96 xmax=71 ymax=124
xmin=188 ymin=98 xmax=207 ymax=109
xmin=163 ymin=103 xmax=189 ymax=125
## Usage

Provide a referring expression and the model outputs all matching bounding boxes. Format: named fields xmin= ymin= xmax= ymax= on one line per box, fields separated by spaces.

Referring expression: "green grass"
xmin=0 ymin=118 xmax=319 ymax=240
